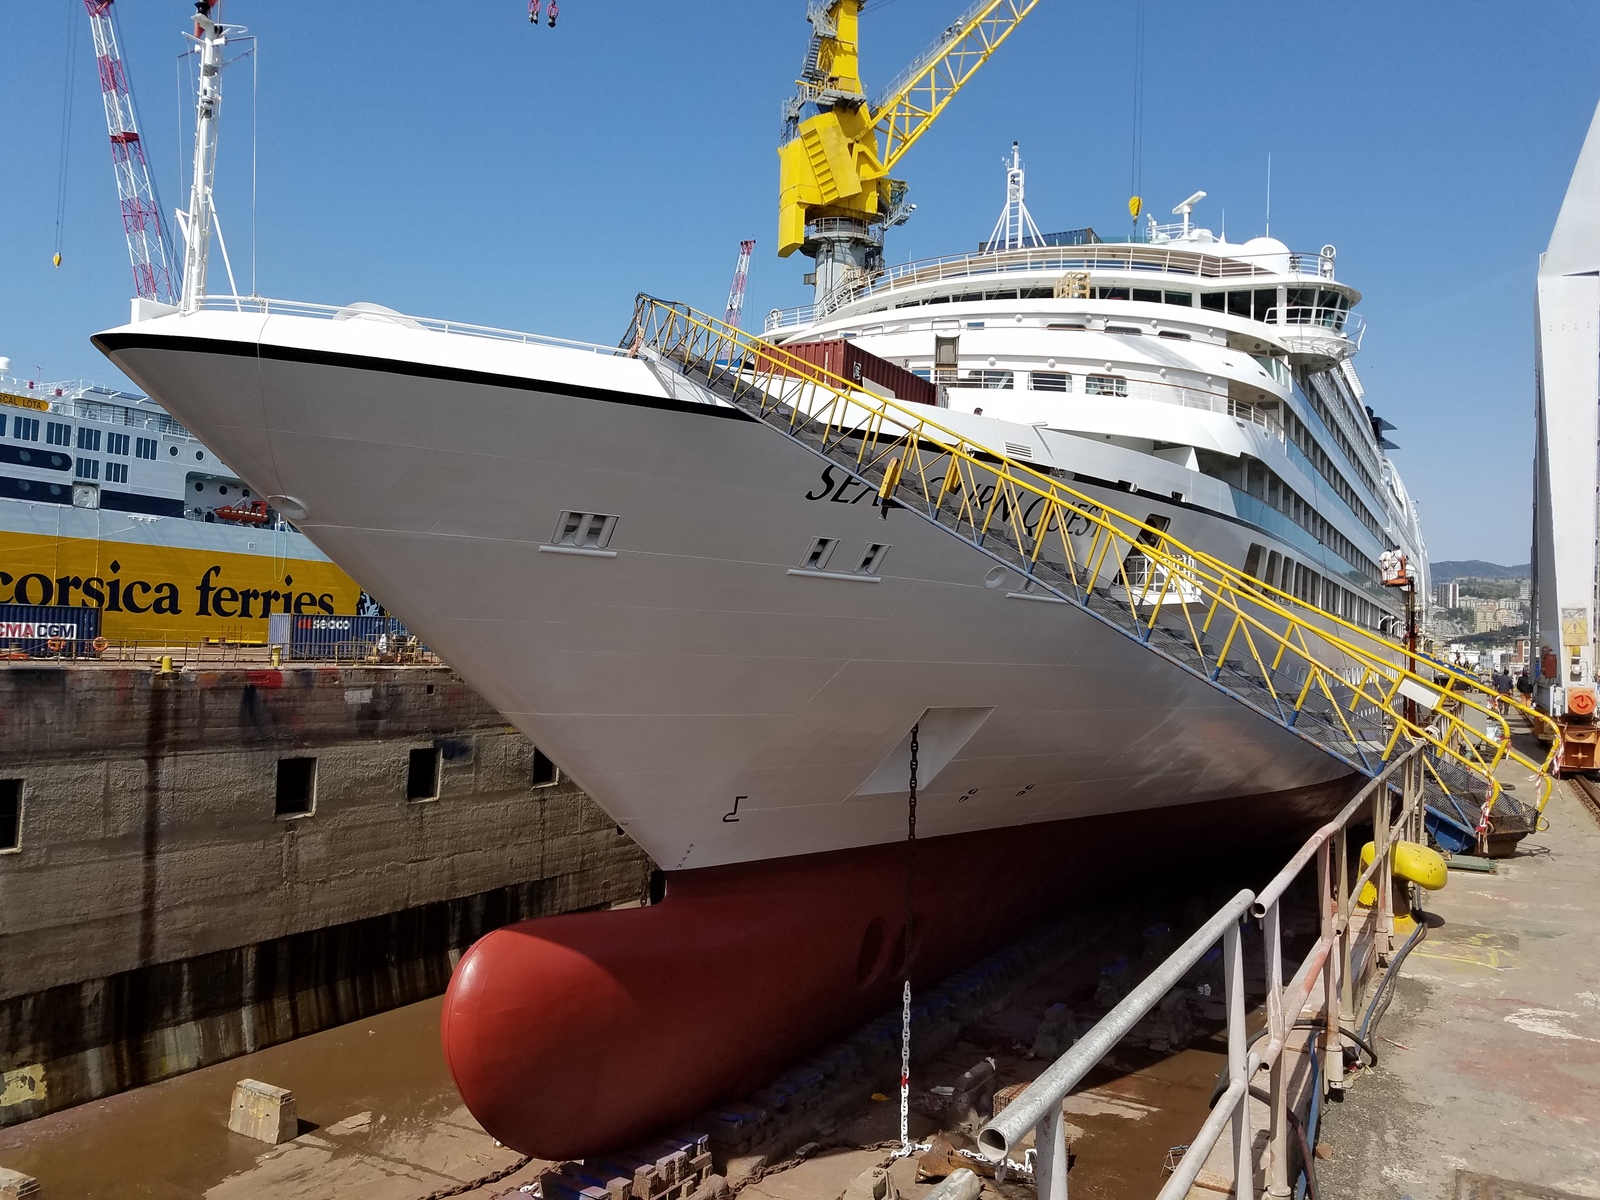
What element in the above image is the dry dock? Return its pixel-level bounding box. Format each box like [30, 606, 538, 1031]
[0, 679, 1595, 1200]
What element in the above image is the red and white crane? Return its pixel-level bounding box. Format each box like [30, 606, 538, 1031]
[724, 239, 755, 329]
[83, 0, 180, 304]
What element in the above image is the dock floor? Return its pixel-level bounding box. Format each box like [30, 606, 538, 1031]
[1318, 771, 1600, 1200]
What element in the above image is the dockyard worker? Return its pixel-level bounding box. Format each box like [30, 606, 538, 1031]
[1518, 668, 1534, 702]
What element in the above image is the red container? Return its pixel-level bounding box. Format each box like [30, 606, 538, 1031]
[780, 339, 937, 406]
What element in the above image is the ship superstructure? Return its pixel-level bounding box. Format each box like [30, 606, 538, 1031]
[766, 168, 1429, 639]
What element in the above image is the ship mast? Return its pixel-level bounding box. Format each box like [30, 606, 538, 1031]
[179, 4, 231, 312]
[983, 141, 1043, 252]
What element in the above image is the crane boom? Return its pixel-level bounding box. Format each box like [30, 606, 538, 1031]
[777, 0, 1041, 302]
[83, 0, 180, 305]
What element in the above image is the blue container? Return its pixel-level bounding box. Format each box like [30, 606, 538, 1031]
[282, 614, 410, 658]
[0, 604, 103, 656]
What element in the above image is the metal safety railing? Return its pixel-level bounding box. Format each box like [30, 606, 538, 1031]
[624, 295, 1560, 845]
[976, 748, 1432, 1199]
[0, 638, 442, 669]
[190, 295, 627, 359]
[764, 241, 1356, 330]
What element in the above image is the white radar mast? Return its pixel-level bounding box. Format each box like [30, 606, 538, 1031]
[178, 2, 241, 312]
[983, 142, 1045, 252]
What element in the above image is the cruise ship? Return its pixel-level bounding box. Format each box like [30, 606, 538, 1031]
[87, 0, 1432, 1165]
[0, 363, 360, 642]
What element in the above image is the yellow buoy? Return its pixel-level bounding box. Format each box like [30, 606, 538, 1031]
[1359, 839, 1448, 907]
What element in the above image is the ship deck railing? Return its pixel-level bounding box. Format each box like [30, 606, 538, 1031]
[764, 242, 1353, 332]
[192, 295, 629, 359]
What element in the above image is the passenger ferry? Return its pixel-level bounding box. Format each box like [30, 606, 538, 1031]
[0, 362, 360, 642]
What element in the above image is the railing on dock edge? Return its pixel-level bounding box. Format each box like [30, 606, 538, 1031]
[0, 639, 443, 668]
[623, 294, 1560, 847]
[976, 748, 1430, 1200]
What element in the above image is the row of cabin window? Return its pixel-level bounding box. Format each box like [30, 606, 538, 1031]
[1092, 286, 1350, 324]
[72, 460, 130, 484]
[1296, 370, 1380, 496]
[1241, 457, 1382, 585]
[912, 368, 1128, 395]
[2, 415, 157, 459]
[890, 285, 1350, 322]
[1196, 450, 1384, 586]
[1243, 543, 1386, 631]
[1280, 404, 1385, 546]
[0, 750, 566, 851]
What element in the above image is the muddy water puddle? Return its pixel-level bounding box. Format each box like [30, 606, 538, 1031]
[0, 996, 535, 1199]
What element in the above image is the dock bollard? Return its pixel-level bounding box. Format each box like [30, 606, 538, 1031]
[158, 654, 174, 675]
[270, 645, 281, 667]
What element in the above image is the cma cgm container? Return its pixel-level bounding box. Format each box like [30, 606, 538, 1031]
[0, 604, 103, 656]
[780, 339, 937, 406]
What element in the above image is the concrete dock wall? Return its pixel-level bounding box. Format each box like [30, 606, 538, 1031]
[0, 663, 653, 1125]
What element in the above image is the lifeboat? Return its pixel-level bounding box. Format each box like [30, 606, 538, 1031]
[213, 499, 271, 525]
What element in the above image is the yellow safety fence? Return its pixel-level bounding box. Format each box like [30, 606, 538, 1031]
[625, 296, 1560, 841]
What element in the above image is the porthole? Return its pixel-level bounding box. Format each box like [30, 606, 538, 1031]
[169, 445, 178, 456]
[194, 482, 204, 492]
[195, 450, 204, 461]
[984, 566, 1006, 589]
[219, 486, 228, 496]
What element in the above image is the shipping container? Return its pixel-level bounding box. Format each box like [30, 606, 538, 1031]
[0, 604, 104, 657]
[281, 613, 413, 659]
[774, 339, 938, 407]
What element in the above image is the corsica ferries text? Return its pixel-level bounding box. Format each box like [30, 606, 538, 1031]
[0, 563, 336, 617]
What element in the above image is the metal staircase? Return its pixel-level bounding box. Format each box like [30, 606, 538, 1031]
[623, 297, 1560, 852]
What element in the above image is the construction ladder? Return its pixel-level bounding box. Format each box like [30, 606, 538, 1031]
[623, 296, 1561, 851]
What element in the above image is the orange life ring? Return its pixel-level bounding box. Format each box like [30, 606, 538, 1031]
[92, 636, 109, 653]
[47, 637, 65, 652]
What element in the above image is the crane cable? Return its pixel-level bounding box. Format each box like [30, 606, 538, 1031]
[53, 0, 80, 269]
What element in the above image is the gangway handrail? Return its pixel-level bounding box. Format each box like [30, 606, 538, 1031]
[975, 746, 1432, 1200]
[977, 889, 1257, 1200]
[624, 295, 1560, 840]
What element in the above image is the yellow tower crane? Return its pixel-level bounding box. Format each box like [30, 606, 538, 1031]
[777, 0, 1042, 307]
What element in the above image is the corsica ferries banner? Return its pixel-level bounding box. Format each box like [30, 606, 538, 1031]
[0, 532, 362, 642]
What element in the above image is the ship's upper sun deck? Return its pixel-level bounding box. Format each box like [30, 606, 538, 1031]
[766, 234, 1361, 337]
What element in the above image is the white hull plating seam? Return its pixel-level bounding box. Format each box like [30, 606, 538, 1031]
[98, 313, 1350, 871]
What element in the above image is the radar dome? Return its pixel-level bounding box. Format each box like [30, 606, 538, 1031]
[1238, 236, 1291, 273]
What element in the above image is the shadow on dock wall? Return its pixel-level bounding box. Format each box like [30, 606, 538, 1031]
[0, 877, 615, 1125]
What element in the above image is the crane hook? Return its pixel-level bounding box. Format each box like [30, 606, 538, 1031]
[548, 2, 558, 27]
[52, 252, 63, 269]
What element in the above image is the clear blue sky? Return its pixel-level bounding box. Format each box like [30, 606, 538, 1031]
[4, 1, 1598, 564]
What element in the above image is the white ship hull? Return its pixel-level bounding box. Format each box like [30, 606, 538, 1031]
[98, 310, 1352, 872]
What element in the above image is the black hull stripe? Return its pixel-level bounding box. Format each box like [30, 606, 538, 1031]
[91, 332, 756, 422]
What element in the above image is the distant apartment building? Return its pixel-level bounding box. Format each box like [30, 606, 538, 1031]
[1434, 580, 1460, 609]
